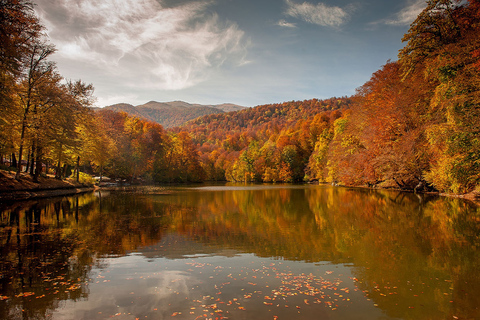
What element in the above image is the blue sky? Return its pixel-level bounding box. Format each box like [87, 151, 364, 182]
[33, 0, 427, 107]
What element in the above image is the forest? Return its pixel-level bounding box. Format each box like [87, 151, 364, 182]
[1, 0, 479, 194]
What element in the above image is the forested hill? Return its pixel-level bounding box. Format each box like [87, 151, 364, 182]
[174, 97, 350, 144]
[100, 101, 246, 128]
[170, 97, 352, 182]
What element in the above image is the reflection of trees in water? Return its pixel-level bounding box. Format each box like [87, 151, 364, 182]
[0, 193, 171, 319]
[0, 188, 478, 319]
[163, 186, 480, 320]
[304, 188, 480, 320]
[0, 198, 94, 320]
[164, 187, 328, 262]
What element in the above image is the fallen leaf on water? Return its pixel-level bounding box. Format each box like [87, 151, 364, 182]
[16, 292, 35, 298]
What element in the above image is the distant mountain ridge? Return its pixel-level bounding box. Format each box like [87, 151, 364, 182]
[100, 101, 246, 128]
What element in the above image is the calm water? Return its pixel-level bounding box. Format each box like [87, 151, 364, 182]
[0, 184, 479, 320]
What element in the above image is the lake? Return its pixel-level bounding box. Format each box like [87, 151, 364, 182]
[0, 184, 479, 320]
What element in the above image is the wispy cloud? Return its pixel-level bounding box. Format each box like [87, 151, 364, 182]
[277, 19, 297, 28]
[383, 0, 427, 26]
[34, 0, 248, 90]
[284, 0, 350, 27]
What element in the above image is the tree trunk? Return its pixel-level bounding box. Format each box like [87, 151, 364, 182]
[55, 144, 62, 179]
[62, 164, 68, 180]
[33, 146, 42, 183]
[25, 149, 31, 174]
[76, 156, 80, 182]
[55, 159, 62, 179]
[16, 45, 55, 179]
[11, 153, 17, 168]
[15, 113, 29, 179]
[393, 177, 408, 190]
[29, 141, 35, 175]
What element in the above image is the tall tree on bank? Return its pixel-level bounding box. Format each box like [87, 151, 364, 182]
[0, 0, 42, 103]
[49, 80, 95, 180]
[399, 0, 480, 193]
[15, 41, 55, 179]
[26, 67, 64, 181]
[64, 80, 95, 181]
[0, 0, 42, 165]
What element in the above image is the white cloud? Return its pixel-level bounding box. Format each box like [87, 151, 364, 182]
[34, 0, 248, 90]
[96, 93, 141, 109]
[384, 0, 427, 26]
[284, 0, 350, 27]
[277, 19, 297, 28]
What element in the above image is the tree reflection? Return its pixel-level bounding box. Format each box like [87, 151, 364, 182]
[0, 192, 171, 319]
[160, 186, 480, 320]
[0, 186, 479, 319]
[0, 198, 93, 320]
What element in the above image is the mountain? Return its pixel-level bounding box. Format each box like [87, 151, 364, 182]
[100, 101, 246, 128]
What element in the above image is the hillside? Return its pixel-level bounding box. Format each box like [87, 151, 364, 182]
[173, 97, 351, 144]
[101, 101, 246, 128]
[169, 97, 352, 182]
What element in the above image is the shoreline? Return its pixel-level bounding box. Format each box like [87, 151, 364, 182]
[1, 169, 478, 203]
[0, 187, 95, 201]
[326, 182, 480, 202]
[0, 169, 94, 201]
[323, 182, 479, 203]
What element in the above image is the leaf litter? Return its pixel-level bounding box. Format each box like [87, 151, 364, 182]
[163, 260, 361, 319]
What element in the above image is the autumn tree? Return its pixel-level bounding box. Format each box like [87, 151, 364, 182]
[333, 62, 432, 189]
[77, 113, 115, 182]
[0, 0, 42, 107]
[0, 0, 43, 170]
[50, 80, 95, 179]
[399, 0, 463, 78]
[400, 0, 480, 193]
[305, 113, 336, 181]
[229, 141, 260, 182]
[15, 41, 56, 179]
[26, 68, 64, 180]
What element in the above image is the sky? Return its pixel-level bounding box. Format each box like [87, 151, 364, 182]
[32, 0, 427, 108]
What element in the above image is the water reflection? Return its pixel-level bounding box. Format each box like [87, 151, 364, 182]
[0, 185, 479, 319]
